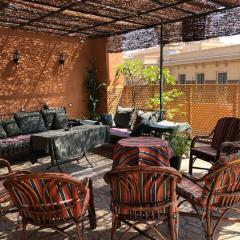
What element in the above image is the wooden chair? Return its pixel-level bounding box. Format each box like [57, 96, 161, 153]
[0, 158, 30, 222]
[104, 166, 182, 240]
[178, 151, 240, 240]
[189, 117, 240, 174]
[3, 173, 97, 240]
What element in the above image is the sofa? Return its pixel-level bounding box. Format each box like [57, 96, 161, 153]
[0, 107, 70, 159]
[104, 106, 191, 143]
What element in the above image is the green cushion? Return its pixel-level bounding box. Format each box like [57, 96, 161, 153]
[114, 106, 136, 129]
[53, 113, 69, 130]
[2, 119, 22, 137]
[0, 124, 7, 139]
[41, 108, 65, 129]
[14, 112, 47, 134]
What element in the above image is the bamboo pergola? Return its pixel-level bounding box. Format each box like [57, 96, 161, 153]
[0, 0, 239, 118]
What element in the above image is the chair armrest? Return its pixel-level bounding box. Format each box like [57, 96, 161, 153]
[0, 170, 31, 181]
[191, 134, 213, 148]
[0, 158, 12, 173]
[219, 141, 240, 153]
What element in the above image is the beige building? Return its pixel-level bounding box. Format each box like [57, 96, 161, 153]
[126, 38, 240, 84]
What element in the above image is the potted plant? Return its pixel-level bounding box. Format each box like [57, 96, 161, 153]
[169, 130, 191, 170]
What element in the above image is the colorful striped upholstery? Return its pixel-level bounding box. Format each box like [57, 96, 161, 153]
[105, 166, 182, 240]
[211, 117, 240, 150]
[3, 173, 97, 236]
[112, 137, 173, 167]
[177, 178, 203, 205]
[105, 166, 181, 219]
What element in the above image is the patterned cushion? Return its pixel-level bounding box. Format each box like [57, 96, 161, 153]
[53, 113, 69, 130]
[0, 124, 7, 139]
[41, 108, 65, 129]
[110, 128, 131, 138]
[8, 176, 90, 223]
[114, 106, 136, 129]
[211, 117, 240, 149]
[110, 168, 173, 218]
[0, 134, 31, 155]
[2, 119, 22, 137]
[14, 112, 47, 134]
[134, 110, 160, 128]
[177, 178, 204, 205]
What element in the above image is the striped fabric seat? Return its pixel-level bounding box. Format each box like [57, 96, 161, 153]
[177, 178, 204, 205]
[4, 173, 97, 239]
[105, 166, 182, 239]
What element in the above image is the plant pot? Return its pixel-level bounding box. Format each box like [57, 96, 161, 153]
[170, 155, 182, 170]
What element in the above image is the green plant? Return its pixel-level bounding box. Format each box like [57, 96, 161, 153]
[169, 131, 191, 156]
[85, 60, 106, 120]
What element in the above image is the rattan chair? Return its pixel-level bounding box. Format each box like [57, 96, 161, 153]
[0, 158, 30, 222]
[189, 117, 240, 174]
[3, 173, 97, 240]
[178, 152, 240, 240]
[104, 166, 182, 240]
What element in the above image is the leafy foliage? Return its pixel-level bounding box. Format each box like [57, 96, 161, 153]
[85, 60, 106, 120]
[169, 130, 191, 156]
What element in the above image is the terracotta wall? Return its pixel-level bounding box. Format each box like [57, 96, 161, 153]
[0, 28, 108, 118]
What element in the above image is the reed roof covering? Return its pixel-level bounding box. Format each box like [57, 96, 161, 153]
[0, 0, 239, 51]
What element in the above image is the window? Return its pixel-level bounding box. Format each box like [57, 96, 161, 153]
[196, 73, 204, 84]
[217, 72, 227, 84]
[179, 74, 186, 84]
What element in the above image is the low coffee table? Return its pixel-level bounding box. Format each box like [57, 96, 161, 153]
[31, 125, 110, 172]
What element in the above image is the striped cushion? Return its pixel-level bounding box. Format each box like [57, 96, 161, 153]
[211, 117, 240, 149]
[177, 178, 204, 205]
[10, 177, 90, 224]
[111, 170, 172, 218]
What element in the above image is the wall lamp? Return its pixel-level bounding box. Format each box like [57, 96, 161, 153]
[13, 50, 20, 65]
[59, 53, 65, 65]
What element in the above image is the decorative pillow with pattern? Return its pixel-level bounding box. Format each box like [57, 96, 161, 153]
[2, 119, 22, 137]
[41, 108, 65, 129]
[15, 112, 47, 134]
[114, 106, 136, 129]
[53, 113, 69, 130]
[0, 123, 7, 139]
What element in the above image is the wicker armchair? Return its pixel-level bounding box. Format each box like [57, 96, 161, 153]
[189, 117, 240, 174]
[104, 166, 182, 240]
[3, 173, 97, 240]
[178, 152, 240, 240]
[0, 158, 30, 222]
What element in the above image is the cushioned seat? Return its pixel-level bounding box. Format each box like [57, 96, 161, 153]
[110, 128, 131, 138]
[0, 134, 31, 155]
[177, 178, 204, 205]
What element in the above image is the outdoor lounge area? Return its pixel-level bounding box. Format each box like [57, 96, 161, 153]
[0, 0, 240, 240]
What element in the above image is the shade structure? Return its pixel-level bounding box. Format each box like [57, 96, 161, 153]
[0, 0, 238, 52]
[0, 0, 239, 118]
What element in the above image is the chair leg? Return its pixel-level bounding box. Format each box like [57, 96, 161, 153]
[75, 221, 84, 240]
[189, 153, 194, 175]
[111, 214, 118, 240]
[21, 222, 27, 240]
[206, 208, 213, 240]
[169, 211, 178, 240]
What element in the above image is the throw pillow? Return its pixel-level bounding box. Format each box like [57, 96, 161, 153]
[100, 114, 115, 127]
[41, 108, 65, 129]
[53, 113, 69, 130]
[114, 106, 136, 129]
[134, 110, 160, 128]
[14, 112, 47, 134]
[3, 119, 22, 137]
[0, 123, 7, 139]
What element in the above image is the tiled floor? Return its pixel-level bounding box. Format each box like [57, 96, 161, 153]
[0, 144, 240, 239]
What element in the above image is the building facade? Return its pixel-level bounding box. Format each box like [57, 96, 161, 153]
[125, 39, 240, 84]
